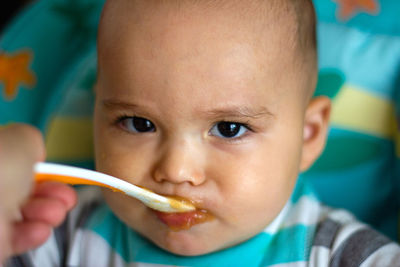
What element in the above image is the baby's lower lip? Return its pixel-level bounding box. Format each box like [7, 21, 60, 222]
[153, 209, 213, 231]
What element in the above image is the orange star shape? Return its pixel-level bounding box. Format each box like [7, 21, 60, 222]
[333, 0, 380, 20]
[0, 50, 36, 101]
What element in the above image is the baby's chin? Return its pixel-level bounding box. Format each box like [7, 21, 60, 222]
[103, 194, 219, 255]
[143, 220, 258, 257]
[148, 229, 232, 256]
[102, 190, 263, 256]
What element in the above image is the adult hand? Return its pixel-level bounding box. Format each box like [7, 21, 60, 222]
[0, 124, 77, 262]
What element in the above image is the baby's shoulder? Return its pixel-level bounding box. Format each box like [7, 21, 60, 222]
[309, 207, 400, 267]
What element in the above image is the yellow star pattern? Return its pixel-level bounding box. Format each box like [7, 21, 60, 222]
[333, 0, 380, 20]
[0, 50, 36, 101]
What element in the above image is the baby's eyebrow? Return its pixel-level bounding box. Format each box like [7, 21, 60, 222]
[204, 106, 274, 119]
[102, 99, 274, 119]
[102, 99, 138, 110]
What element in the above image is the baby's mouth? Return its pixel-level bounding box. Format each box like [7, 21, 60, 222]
[149, 194, 214, 230]
[153, 209, 213, 231]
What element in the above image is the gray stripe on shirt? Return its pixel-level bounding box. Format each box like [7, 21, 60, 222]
[330, 228, 392, 267]
[4, 254, 34, 267]
[314, 218, 341, 248]
[55, 218, 69, 267]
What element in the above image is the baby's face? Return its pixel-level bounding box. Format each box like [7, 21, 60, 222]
[94, 2, 310, 256]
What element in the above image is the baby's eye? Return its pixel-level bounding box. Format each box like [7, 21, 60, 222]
[209, 122, 248, 139]
[119, 116, 155, 133]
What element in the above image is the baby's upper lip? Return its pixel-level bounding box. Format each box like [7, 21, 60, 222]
[151, 189, 208, 210]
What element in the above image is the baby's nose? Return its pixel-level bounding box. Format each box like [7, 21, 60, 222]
[152, 138, 205, 186]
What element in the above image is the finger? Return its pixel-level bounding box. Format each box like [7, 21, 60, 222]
[33, 181, 77, 210]
[11, 221, 51, 255]
[0, 124, 46, 215]
[0, 214, 12, 261]
[0, 123, 45, 166]
[21, 197, 68, 227]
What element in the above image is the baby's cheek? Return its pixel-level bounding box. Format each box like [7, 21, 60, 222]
[231, 187, 288, 232]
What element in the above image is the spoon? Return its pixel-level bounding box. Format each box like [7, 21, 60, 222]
[34, 162, 195, 213]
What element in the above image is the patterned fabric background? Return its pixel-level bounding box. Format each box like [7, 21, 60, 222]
[306, 0, 400, 241]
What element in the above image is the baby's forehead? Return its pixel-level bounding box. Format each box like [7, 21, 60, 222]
[100, 0, 303, 59]
[100, 0, 300, 73]
[98, 0, 316, 99]
[102, 0, 300, 36]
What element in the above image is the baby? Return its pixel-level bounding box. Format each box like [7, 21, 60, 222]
[4, 0, 400, 266]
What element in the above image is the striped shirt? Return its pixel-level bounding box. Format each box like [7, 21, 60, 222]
[5, 178, 400, 267]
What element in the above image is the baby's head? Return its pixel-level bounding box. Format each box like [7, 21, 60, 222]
[94, 0, 330, 256]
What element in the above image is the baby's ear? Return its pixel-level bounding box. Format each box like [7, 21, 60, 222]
[300, 96, 331, 171]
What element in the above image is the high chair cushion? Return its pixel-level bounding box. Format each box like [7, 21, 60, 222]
[0, 0, 104, 168]
[304, 0, 400, 241]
